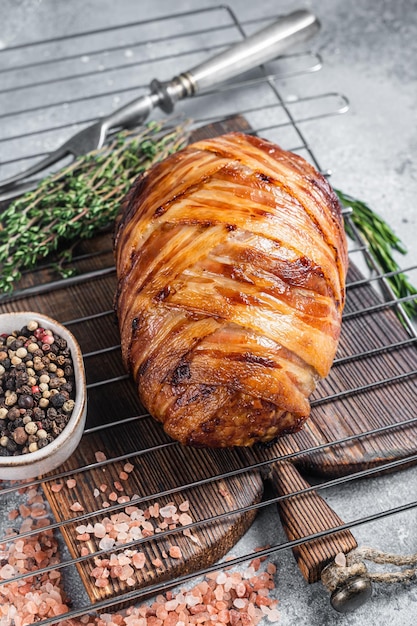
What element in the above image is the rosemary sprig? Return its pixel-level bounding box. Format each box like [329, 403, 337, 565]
[336, 188, 417, 318]
[0, 119, 190, 294]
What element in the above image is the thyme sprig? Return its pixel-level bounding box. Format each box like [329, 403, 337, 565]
[336, 189, 417, 318]
[0, 119, 190, 293]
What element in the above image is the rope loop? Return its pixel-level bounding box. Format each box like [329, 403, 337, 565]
[321, 547, 417, 593]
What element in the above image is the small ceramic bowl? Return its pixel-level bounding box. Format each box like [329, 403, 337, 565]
[0, 311, 87, 480]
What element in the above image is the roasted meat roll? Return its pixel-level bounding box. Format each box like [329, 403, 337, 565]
[114, 132, 348, 447]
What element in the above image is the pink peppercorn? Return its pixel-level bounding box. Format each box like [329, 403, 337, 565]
[41, 333, 55, 345]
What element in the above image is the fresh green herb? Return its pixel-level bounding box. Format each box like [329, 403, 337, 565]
[336, 188, 417, 318]
[0, 119, 190, 294]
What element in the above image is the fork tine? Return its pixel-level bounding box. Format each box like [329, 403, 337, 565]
[0, 145, 71, 192]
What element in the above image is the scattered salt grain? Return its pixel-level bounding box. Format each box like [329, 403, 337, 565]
[98, 537, 115, 551]
[179, 512, 193, 526]
[168, 545, 182, 559]
[70, 501, 84, 512]
[159, 505, 177, 518]
[0, 563, 15, 579]
[95, 450, 107, 462]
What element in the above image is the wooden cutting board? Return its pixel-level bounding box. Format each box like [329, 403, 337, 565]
[2, 115, 416, 601]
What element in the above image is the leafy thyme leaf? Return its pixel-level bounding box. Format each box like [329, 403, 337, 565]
[0, 119, 190, 294]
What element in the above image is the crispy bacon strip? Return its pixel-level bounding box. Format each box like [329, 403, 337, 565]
[114, 132, 348, 447]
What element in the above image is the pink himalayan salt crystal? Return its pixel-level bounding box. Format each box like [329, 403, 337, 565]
[0, 563, 15, 579]
[98, 537, 115, 551]
[168, 545, 182, 559]
[117, 553, 131, 566]
[93, 522, 107, 538]
[70, 501, 84, 512]
[159, 505, 177, 518]
[179, 512, 193, 526]
[119, 564, 135, 581]
[66, 478, 77, 489]
[132, 552, 146, 569]
[95, 450, 107, 462]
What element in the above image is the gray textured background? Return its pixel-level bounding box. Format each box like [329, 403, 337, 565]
[1, 0, 416, 624]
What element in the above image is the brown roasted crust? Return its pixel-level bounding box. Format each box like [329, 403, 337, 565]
[114, 132, 348, 447]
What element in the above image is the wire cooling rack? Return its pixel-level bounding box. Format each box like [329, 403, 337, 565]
[1, 5, 417, 624]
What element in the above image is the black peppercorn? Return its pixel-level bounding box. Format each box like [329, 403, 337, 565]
[50, 393, 66, 409]
[53, 336, 67, 350]
[18, 394, 34, 409]
[32, 407, 45, 420]
[6, 439, 18, 453]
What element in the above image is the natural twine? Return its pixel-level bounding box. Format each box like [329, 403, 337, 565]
[321, 547, 417, 592]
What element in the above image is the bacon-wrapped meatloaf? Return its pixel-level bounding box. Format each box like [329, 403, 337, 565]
[114, 132, 348, 447]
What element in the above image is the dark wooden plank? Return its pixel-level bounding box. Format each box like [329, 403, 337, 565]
[270, 462, 357, 583]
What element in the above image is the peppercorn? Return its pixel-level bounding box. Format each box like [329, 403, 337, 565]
[24, 421, 38, 435]
[18, 394, 34, 409]
[6, 439, 18, 454]
[50, 393, 66, 408]
[47, 407, 58, 419]
[61, 382, 73, 394]
[32, 407, 45, 420]
[13, 427, 28, 446]
[54, 336, 67, 350]
[7, 406, 20, 421]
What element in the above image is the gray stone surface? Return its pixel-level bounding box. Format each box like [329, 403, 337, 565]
[0, 0, 416, 624]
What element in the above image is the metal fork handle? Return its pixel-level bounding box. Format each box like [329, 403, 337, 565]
[108, 9, 320, 123]
[183, 9, 319, 94]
